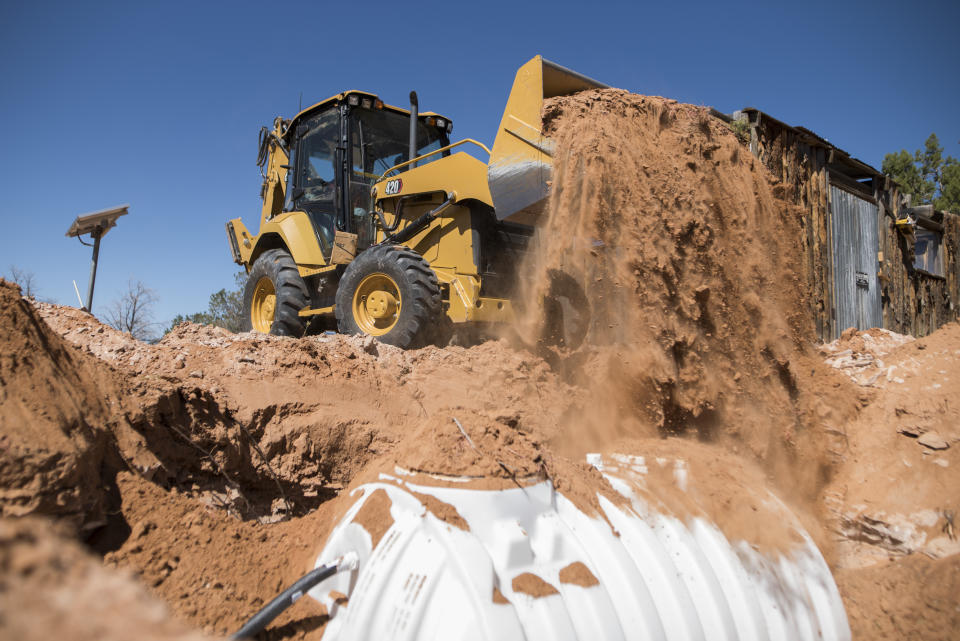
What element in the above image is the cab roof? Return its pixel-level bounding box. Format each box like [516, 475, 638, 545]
[281, 90, 451, 143]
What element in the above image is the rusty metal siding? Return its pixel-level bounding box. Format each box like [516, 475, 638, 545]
[830, 184, 882, 336]
[748, 112, 960, 340]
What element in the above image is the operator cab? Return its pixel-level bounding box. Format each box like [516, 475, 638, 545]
[281, 92, 452, 257]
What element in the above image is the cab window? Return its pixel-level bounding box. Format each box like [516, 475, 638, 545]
[297, 111, 338, 205]
[291, 109, 340, 255]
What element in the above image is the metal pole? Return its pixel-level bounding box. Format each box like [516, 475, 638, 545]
[85, 227, 102, 312]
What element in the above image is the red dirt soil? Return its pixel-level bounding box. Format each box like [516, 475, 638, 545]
[2, 89, 958, 640]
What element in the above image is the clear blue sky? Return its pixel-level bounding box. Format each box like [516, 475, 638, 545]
[2, 0, 958, 328]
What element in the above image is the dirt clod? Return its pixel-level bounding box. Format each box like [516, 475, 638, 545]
[558, 561, 599, 587]
[511, 572, 559, 598]
[918, 432, 949, 450]
[351, 489, 393, 549]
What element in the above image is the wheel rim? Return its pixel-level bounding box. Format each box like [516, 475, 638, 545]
[250, 276, 276, 333]
[353, 273, 402, 336]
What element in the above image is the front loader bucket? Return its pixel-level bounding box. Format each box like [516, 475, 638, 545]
[488, 56, 607, 225]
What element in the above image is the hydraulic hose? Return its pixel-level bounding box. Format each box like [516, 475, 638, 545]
[256, 127, 270, 170]
[256, 127, 288, 178]
[375, 197, 406, 234]
[383, 193, 454, 246]
[232, 552, 358, 640]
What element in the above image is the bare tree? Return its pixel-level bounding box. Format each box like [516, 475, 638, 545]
[102, 280, 159, 341]
[5, 265, 39, 298]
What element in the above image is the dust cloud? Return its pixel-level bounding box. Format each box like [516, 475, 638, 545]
[514, 90, 835, 496]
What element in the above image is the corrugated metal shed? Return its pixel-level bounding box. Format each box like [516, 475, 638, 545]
[830, 185, 882, 335]
[734, 107, 959, 339]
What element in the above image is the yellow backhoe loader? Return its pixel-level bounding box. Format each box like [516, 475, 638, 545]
[226, 56, 603, 347]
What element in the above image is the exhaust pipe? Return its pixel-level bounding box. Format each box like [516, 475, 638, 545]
[408, 91, 418, 169]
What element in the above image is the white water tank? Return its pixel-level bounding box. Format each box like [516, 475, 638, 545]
[309, 455, 850, 641]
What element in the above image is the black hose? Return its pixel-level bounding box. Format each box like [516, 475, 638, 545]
[374, 197, 407, 234]
[232, 563, 338, 639]
[256, 127, 270, 170]
[257, 127, 288, 178]
[383, 194, 454, 246]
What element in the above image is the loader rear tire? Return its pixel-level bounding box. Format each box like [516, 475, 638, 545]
[335, 244, 441, 348]
[242, 249, 309, 337]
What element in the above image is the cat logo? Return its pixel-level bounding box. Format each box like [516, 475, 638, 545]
[384, 179, 403, 195]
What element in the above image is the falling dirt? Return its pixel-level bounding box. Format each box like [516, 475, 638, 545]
[1, 88, 958, 641]
[514, 90, 845, 508]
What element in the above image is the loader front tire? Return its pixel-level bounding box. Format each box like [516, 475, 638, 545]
[242, 249, 309, 337]
[336, 244, 441, 348]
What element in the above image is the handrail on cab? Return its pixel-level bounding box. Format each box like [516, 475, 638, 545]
[378, 138, 492, 181]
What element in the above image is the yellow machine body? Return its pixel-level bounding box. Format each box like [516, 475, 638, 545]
[367, 146, 514, 324]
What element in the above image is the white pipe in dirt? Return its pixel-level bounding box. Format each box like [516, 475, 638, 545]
[307, 455, 850, 641]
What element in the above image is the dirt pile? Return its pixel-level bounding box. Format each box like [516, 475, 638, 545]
[0, 515, 211, 641]
[2, 281, 590, 637]
[32, 299, 581, 521]
[836, 553, 960, 641]
[1, 272, 825, 638]
[99, 471, 337, 638]
[0, 279, 127, 531]
[819, 327, 916, 386]
[821, 324, 960, 565]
